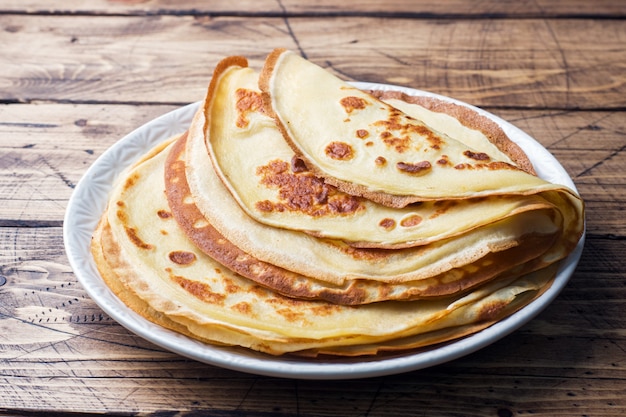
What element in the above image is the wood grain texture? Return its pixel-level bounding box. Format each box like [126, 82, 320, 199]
[494, 109, 626, 238]
[2, 0, 626, 17]
[0, 103, 178, 225]
[1, 1, 624, 415]
[1, 15, 625, 108]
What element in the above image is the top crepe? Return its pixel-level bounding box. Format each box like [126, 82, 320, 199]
[259, 48, 560, 208]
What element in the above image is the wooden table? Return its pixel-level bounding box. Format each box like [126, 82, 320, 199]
[1, 1, 625, 415]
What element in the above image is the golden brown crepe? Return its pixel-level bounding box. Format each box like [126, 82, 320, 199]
[259, 48, 564, 208]
[91, 137, 559, 356]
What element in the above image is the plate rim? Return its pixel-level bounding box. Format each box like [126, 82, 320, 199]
[63, 82, 585, 380]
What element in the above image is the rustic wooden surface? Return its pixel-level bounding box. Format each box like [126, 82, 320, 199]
[1, 1, 625, 416]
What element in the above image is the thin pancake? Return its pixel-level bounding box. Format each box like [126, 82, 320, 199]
[203, 60, 555, 249]
[259, 48, 569, 208]
[92, 138, 558, 355]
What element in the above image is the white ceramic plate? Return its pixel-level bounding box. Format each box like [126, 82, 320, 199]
[64, 82, 585, 380]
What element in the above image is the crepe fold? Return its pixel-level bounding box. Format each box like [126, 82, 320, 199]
[91, 50, 584, 357]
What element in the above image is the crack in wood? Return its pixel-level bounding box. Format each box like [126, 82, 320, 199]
[277, 0, 307, 59]
[39, 156, 75, 189]
[575, 142, 626, 178]
[544, 20, 571, 108]
[0, 122, 58, 129]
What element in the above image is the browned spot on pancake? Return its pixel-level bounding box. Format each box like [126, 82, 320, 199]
[255, 200, 275, 212]
[115, 209, 128, 223]
[255, 159, 364, 217]
[232, 301, 253, 315]
[437, 155, 450, 166]
[116, 201, 125, 207]
[429, 200, 458, 219]
[338, 244, 392, 262]
[373, 109, 445, 151]
[123, 173, 140, 190]
[325, 141, 354, 160]
[464, 150, 490, 161]
[266, 293, 312, 308]
[169, 250, 197, 265]
[340, 96, 368, 113]
[365, 141, 374, 147]
[379, 218, 396, 230]
[455, 161, 519, 171]
[157, 209, 172, 219]
[172, 275, 226, 306]
[373, 282, 393, 301]
[382, 134, 411, 153]
[222, 276, 242, 294]
[160, 230, 168, 235]
[248, 284, 271, 297]
[375, 156, 387, 166]
[291, 156, 308, 173]
[124, 226, 153, 250]
[397, 161, 432, 175]
[486, 161, 519, 171]
[275, 307, 306, 323]
[400, 214, 422, 227]
[309, 304, 341, 316]
[477, 300, 508, 322]
[235, 88, 264, 128]
[356, 129, 369, 138]
[414, 124, 444, 150]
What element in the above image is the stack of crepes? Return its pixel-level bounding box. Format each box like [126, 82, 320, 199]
[91, 49, 584, 357]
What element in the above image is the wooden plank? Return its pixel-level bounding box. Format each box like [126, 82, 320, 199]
[0, 15, 295, 105]
[495, 109, 626, 238]
[2, 104, 624, 237]
[0, 15, 625, 109]
[0, 103, 178, 226]
[295, 18, 626, 110]
[0, 227, 623, 415]
[2, 0, 625, 17]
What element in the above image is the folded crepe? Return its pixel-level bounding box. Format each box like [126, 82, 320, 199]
[91, 136, 559, 356]
[259, 48, 574, 208]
